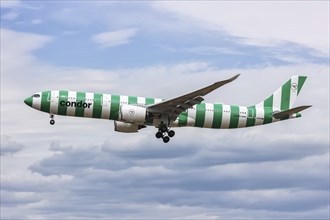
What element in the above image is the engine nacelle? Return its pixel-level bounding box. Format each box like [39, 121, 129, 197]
[120, 104, 147, 124]
[114, 121, 145, 133]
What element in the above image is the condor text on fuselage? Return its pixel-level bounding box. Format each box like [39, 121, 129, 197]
[60, 100, 92, 109]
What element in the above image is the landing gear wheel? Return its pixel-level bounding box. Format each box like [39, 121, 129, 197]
[156, 132, 163, 139]
[163, 136, 170, 143]
[160, 125, 168, 133]
[168, 130, 175, 137]
[50, 119, 55, 125]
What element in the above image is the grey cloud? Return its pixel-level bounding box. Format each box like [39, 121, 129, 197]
[22, 139, 329, 218]
[101, 140, 200, 160]
[1, 191, 41, 207]
[0, 135, 24, 156]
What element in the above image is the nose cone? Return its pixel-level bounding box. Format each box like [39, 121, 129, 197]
[24, 97, 33, 107]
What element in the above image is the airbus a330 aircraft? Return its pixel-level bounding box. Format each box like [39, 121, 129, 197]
[24, 75, 311, 143]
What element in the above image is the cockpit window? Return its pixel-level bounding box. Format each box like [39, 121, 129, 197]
[32, 94, 40, 98]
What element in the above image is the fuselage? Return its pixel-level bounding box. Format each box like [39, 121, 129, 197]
[24, 90, 295, 129]
[23, 75, 309, 143]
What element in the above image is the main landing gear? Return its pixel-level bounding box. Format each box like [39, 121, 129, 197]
[155, 124, 175, 143]
[50, 114, 55, 125]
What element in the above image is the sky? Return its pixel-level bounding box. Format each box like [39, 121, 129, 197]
[1, 1, 329, 219]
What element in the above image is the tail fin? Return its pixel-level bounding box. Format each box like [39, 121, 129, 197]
[256, 75, 307, 110]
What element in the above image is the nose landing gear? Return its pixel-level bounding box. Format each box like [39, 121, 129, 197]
[50, 114, 55, 125]
[156, 123, 175, 143]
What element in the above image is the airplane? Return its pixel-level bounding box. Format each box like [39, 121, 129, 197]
[24, 75, 311, 143]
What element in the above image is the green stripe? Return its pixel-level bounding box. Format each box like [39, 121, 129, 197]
[263, 95, 273, 124]
[178, 112, 188, 127]
[264, 94, 273, 108]
[212, 104, 222, 128]
[41, 91, 51, 113]
[297, 76, 307, 95]
[75, 92, 86, 117]
[195, 103, 205, 127]
[263, 107, 273, 124]
[92, 93, 102, 118]
[145, 97, 154, 105]
[246, 106, 256, 127]
[58, 90, 68, 115]
[128, 96, 137, 104]
[229, 105, 239, 128]
[110, 95, 120, 120]
[281, 79, 291, 110]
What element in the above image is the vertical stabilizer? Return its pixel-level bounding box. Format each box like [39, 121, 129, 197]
[256, 75, 307, 110]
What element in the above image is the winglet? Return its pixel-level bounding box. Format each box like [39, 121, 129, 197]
[199, 74, 240, 96]
[213, 74, 240, 86]
[230, 74, 240, 81]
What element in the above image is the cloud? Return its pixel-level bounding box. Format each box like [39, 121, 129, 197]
[31, 19, 42, 25]
[91, 28, 138, 48]
[0, 28, 51, 75]
[0, 0, 22, 8]
[159, 45, 244, 56]
[1, 11, 19, 20]
[0, 135, 24, 156]
[153, 1, 330, 56]
[18, 140, 327, 218]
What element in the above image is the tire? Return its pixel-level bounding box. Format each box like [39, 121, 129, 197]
[156, 132, 162, 139]
[160, 125, 168, 133]
[168, 130, 175, 137]
[50, 120, 55, 125]
[163, 136, 170, 143]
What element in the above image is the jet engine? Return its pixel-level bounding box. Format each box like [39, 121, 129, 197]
[120, 104, 147, 124]
[114, 121, 146, 133]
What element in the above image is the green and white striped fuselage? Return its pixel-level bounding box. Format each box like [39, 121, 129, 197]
[27, 90, 299, 129]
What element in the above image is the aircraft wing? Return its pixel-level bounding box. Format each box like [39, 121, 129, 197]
[147, 74, 240, 120]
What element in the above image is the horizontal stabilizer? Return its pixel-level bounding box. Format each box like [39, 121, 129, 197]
[273, 105, 312, 119]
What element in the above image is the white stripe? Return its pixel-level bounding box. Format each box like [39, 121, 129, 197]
[154, 98, 163, 104]
[120, 95, 128, 105]
[66, 91, 76, 116]
[50, 90, 59, 114]
[118, 95, 129, 121]
[255, 102, 263, 108]
[238, 106, 247, 128]
[187, 107, 196, 127]
[289, 75, 299, 109]
[221, 104, 231, 129]
[272, 88, 282, 110]
[101, 94, 111, 119]
[203, 103, 214, 128]
[84, 92, 94, 118]
[32, 92, 42, 110]
[254, 107, 264, 126]
[137, 97, 146, 106]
